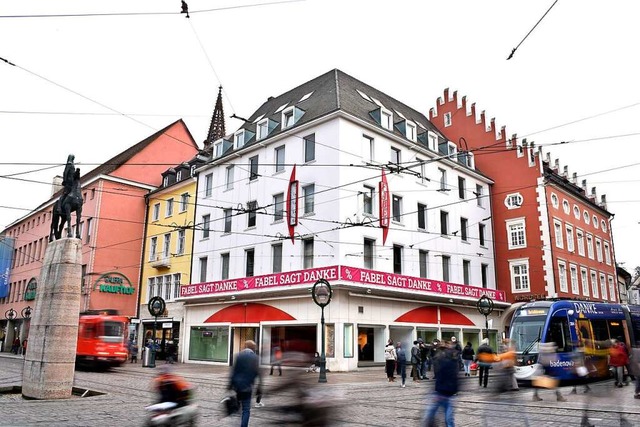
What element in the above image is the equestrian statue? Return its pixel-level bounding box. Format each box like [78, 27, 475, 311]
[49, 155, 84, 242]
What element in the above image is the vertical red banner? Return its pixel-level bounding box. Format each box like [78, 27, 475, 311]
[379, 168, 390, 245]
[286, 165, 299, 244]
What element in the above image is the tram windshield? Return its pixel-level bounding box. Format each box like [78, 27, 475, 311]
[100, 321, 126, 343]
[510, 316, 545, 353]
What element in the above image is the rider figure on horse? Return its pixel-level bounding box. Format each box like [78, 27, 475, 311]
[59, 154, 75, 208]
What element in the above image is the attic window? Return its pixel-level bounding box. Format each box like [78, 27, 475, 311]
[381, 108, 393, 130]
[176, 170, 183, 181]
[163, 176, 169, 187]
[447, 142, 457, 157]
[583, 211, 590, 224]
[428, 133, 437, 151]
[282, 106, 305, 129]
[257, 119, 269, 140]
[356, 89, 372, 102]
[573, 205, 580, 219]
[275, 103, 288, 114]
[213, 140, 223, 158]
[234, 130, 245, 149]
[406, 121, 417, 142]
[299, 92, 313, 102]
[190, 165, 196, 176]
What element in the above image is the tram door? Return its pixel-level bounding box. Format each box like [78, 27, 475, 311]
[229, 327, 258, 366]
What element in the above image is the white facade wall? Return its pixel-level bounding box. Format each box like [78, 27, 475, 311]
[193, 115, 496, 289]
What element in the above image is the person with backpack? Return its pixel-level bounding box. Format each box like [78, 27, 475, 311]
[411, 340, 422, 382]
[419, 339, 430, 380]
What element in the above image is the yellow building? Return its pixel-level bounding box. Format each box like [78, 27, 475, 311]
[139, 160, 204, 361]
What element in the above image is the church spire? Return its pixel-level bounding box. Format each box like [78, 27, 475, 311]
[204, 86, 226, 152]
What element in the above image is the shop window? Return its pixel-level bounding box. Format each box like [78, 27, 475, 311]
[189, 326, 229, 362]
[344, 324, 354, 358]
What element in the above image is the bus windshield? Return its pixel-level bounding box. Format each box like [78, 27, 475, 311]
[100, 321, 125, 343]
[510, 316, 545, 353]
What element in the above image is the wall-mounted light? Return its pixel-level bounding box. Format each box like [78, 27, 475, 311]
[366, 289, 372, 294]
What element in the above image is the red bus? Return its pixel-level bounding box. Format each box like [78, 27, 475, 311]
[76, 310, 129, 369]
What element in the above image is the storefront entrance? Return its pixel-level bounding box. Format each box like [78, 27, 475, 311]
[357, 325, 385, 366]
[230, 326, 258, 365]
[143, 321, 180, 361]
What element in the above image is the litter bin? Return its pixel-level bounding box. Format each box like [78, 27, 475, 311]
[142, 347, 156, 368]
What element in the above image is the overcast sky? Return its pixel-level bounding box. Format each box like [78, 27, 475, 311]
[1, 0, 639, 273]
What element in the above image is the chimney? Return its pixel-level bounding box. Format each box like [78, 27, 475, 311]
[522, 138, 528, 147]
[51, 175, 63, 196]
[545, 152, 551, 164]
[600, 194, 607, 210]
[563, 165, 568, 177]
[581, 179, 587, 192]
[590, 187, 597, 202]
[554, 159, 560, 173]
[572, 172, 578, 184]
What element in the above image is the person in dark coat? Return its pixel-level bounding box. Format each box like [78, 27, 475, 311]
[476, 338, 494, 388]
[396, 342, 407, 387]
[228, 340, 261, 427]
[461, 342, 475, 377]
[424, 341, 459, 427]
[411, 340, 422, 382]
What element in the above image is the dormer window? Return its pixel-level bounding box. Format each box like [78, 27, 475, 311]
[281, 106, 305, 129]
[406, 121, 417, 142]
[428, 133, 437, 151]
[447, 142, 457, 158]
[213, 140, 223, 158]
[190, 165, 196, 176]
[235, 130, 245, 149]
[381, 108, 393, 130]
[257, 119, 269, 140]
[163, 176, 169, 187]
[176, 170, 183, 181]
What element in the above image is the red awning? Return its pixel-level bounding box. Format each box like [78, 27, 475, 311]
[395, 306, 474, 326]
[204, 303, 296, 323]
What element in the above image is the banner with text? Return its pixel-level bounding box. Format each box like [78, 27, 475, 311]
[181, 265, 505, 301]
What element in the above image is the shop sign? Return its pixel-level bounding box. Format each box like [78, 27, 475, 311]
[162, 322, 173, 329]
[0, 237, 15, 299]
[181, 266, 339, 297]
[95, 272, 135, 295]
[379, 169, 390, 245]
[180, 264, 506, 302]
[24, 278, 37, 301]
[513, 293, 546, 302]
[340, 266, 507, 302]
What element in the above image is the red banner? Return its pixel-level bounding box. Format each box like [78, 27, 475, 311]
[180, 264, 505, 302]
[379, 169, 390, 245]
[340, 266, 506, 302]
[286, 165, 298, 244]
[180, 266, 339, 297]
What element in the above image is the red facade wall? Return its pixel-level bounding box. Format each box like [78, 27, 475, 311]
[429, 90, 546, 302]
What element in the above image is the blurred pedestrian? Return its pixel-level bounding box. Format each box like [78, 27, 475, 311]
[306, 352, 321, 373]
[476, 338, 494, 388]
[12, 337, 20, 354]
[461, 341, 475, 377]
[384, 339, 397, 382]
[228, 340, 261, 427]
[411, 340, 422, 382]
[424, 340, 459, 427]
[396, 342, 407, 388]
[21, 339, 27, 357]
[497, 339, 518, 391]
[270, 344, 283, 376]
[532, 342, 566, 402]
[451, 336, 462, 371]
[419, 339, 430, 380]
[429, 339, 440, 379]
[609, 337, 629, 387]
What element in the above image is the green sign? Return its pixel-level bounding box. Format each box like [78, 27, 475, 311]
[95, 272, 135, 296]
[24, 278, 37, 301]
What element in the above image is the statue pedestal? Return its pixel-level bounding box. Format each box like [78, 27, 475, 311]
[22, 238, 82, 400]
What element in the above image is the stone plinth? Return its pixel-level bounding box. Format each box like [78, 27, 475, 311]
[22, 238, 82, 400]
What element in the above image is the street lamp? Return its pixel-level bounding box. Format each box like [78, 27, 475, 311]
[476, 295, 494, 341]
[147, 296, 166, 368]
[311, 278, 332, 383]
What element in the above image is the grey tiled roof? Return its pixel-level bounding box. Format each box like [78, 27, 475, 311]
[223, 69, 448, 154]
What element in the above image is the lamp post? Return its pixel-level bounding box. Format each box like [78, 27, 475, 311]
[476, 295, 494, 341]
[147, 296, 166, 368]
[311, 278, 332, 383]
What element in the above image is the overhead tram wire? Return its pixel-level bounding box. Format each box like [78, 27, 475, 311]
[0, 0, 306, 19]
[506, 0, 559, 60]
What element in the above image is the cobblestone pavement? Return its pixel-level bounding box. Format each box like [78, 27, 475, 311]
[1, 353, 639, 426]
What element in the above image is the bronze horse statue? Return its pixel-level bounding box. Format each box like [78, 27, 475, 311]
[49, 168, 83, 241]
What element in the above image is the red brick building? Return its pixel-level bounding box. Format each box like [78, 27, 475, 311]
[430, 89, 616, 308]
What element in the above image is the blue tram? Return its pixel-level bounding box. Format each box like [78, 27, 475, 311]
[509, 300, 640, 382]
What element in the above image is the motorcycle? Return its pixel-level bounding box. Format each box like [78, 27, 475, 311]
[144, 401, 198, 427]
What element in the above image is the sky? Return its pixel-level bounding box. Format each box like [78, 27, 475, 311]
[1, 0, 639, 273]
